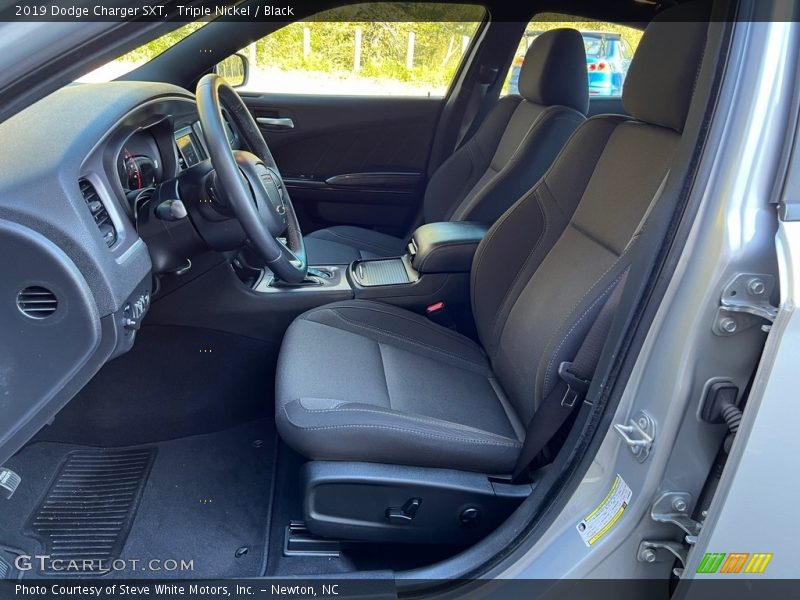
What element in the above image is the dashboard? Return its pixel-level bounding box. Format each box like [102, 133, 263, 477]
[117, 131, 162, 192]
[115, 119, 234, 198]
[0, 80, 241, 464]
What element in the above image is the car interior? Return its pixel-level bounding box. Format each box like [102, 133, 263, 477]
[0, 0, 728, 582]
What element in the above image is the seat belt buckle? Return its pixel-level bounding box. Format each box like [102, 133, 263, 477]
[558, 361, 591, 408]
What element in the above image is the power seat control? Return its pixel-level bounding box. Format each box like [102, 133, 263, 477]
[386, 498, 422, 524]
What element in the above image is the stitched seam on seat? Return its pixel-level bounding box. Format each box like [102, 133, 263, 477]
[570, 220, 621, 256]
[319, 229, 401, 254]
[472, 117, 623, 292]
[450, 105, 553, 223]
[295, 404, 520, 444]
[442, 141, 486, 222]
[331, 307, 479, 361]
[376, 342, 393, 410]
[541, 268, 628, 396]
[538, 155, 661, 396]
[487, 109, 578, 174]
[326, 302, 486, 355]
[327, 309, 486, 372]
[487, 189, 550, 348]
[487, 104, 550, 172]
[471, 183, 541, 325]
[457, 111, 583, 223]
[324, 229, 398, 253]
[283, 408, 522, 447]
[500, 113, 584, 172]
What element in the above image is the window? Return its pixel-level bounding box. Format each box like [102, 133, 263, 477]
[234, 3, 485, 97]
[76, 23, 208, 83]
[502, 14, 643, 98]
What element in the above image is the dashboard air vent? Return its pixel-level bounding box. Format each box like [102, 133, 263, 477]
[79, 179, 117, 247]
[17, 286, 58, 319]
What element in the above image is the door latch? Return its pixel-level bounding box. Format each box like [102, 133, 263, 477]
[613, 410, 655, 462]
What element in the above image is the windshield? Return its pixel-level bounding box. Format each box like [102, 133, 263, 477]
[76, 22, 207, 83]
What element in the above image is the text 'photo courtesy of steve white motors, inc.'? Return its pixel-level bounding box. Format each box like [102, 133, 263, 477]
[10, 582, 366, 598]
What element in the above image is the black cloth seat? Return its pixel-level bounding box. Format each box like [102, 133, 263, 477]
[276, 4, 709, 473]
[299, 226, 409, 263]
[303, 28, 589, 264]
[276, 300, 524, 473]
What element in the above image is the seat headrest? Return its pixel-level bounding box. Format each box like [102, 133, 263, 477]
[517, 28, 589, 115]
[622, 2, 710, 132]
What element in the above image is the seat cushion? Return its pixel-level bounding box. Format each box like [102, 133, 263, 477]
[276, 300, 524, 473]
[304, 226, 406, 264]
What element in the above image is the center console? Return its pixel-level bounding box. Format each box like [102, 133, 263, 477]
[347, 221, 488, 310]
[250, 221, 489, 319]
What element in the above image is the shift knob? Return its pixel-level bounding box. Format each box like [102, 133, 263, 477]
[155, 199, 188, 221]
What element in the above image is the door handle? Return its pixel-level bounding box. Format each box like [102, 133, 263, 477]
[256, 117, 295, 130]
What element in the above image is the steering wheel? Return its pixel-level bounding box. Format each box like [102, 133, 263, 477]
[196, 74, 307, 283]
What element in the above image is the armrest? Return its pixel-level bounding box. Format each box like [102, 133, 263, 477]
[409, 221, 489, 274]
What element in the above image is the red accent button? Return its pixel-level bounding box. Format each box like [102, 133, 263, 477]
[426, 301, 445, 314]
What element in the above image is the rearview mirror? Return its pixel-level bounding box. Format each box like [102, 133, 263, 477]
[214, 53, 249, 88]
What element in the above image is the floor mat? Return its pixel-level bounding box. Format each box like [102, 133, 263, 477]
[26, 448, 156, 575]
[1, 419, 275, 579]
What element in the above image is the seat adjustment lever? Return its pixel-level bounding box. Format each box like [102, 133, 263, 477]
[386, 498, 422, 524]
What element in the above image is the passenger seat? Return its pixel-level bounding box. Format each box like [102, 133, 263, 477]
[304, 28, 589, 264]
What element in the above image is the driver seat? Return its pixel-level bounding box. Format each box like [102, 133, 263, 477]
[276, 5, 708, 475]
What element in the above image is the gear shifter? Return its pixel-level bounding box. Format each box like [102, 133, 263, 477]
[270, 266, 333, 288]
[307, 267, 333, 280]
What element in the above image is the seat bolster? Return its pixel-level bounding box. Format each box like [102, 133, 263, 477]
[423, 96, 522, 223]
[300, 300, 489, 373]
[450, 104, 585, 222]
[304, 226, 406, 264]
[278, 398, 521, 473]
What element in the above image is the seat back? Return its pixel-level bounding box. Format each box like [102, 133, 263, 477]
[470, 3, 710, 424]
[422, 28, 589, 226]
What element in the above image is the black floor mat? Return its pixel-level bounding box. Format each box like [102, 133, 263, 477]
[26, 448, 156, 575]
[1, 420, 275, 579]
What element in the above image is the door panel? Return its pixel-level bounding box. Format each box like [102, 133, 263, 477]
[241, 93, 442, 236]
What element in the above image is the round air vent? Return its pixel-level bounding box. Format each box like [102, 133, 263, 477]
[17, 286, 58, 319]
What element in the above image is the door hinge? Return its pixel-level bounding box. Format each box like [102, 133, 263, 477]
[613, 410, 655, 462]
[638, 540, 688, 576]
[713, 273, 778, 336]
[639, 491, 705, 577]
[651, 491, 703, 537]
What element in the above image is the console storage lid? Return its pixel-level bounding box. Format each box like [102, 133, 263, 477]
[409, 221, 489, 274]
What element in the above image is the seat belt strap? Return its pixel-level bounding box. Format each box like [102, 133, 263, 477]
[511, 270, 629, 482]
[455, 80, 489, 149]
[455, 65, 500, 149]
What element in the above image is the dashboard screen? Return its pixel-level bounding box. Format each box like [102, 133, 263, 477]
[175, 129, 200, 168]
